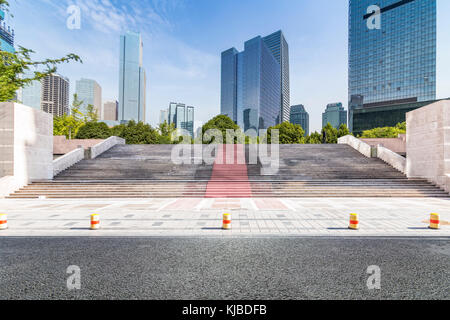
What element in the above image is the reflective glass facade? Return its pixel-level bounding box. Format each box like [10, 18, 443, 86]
[290, 105, 309, 136]
[119, 31, 146, 123]
[168, 102, 195, 137]
[76, 78, 102, 117]
[349, 0, 436, 105]
[0, 6, 14, 53]
[322, 103, 347, 129]
[221, 32, 284, 132]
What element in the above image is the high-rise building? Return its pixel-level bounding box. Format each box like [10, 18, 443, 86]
[322, 103, 347, 129]
[119, 31, 146, 124]
[221, 30, 288, 132]
[290, 104, 309, 136]
[159, 109, 169, 125]
[0, 5, 14, 53]
[17, 70, 41, 110]
[348, 0, 436, 130]
[75, 78, 102, 118]
[41, 74, 70, 117]
[262, 31, 290, 123]
[103, 101, 118, 121]
[168, 102, 195, 137]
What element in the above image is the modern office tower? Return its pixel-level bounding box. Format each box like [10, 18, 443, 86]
[322, 103, 347, 129]
[348, 94, 363, 133]
[119, 31, 146, 123]
[348, 0, 436, 131]
[103, 101, 118, 121]
[262, 30, 290, 123]
[159, 109, 169, 125]
[75, 78, 102, 118]
[290, 105, 309, 136]
[41, 74, 70, 117]
[0, 5, 14, 53]
[17, 70, 42, 110]
[221, 30, 287, 132]
[168, 102, 195, 137]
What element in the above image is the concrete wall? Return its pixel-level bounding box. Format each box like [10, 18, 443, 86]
[90, 136, 125, 159]
[338, 135, 372, 158]
[406, 100, 450, 192]
[361, 136, 406, 155]
[54, 136, 104, 155]
[53, 148, 84, 176]
[377, 145, 406, 174]
[0, 102, 53, 182]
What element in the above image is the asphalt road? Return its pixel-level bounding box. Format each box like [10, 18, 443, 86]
[0, 237, 449, 300]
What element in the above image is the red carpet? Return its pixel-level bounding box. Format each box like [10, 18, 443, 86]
[205, 144, 252, 198]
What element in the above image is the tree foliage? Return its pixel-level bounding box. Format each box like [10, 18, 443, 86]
[201, 115, 240, 144]
[111, 120, 160, 144]
[53, 94, 86, 138]
[266, 122, 305, 144]
[306, 131, 322, 144]
[321, 123, 338, 144]
[360, 122, 406, 138]
[75, 122, 111, 139]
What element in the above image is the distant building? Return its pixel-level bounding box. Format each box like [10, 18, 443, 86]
[119, 31, 146, 123]
[17, 70, 41, 110]
[41, 74, 70, 117]
[221, 30, 289, 132]
[322, 103, 347, 129]
[75, 78, 102, 118]
[0, 5, 14, 53]
[168, 102, 194, 137]
[290, 105, 309, 136]
[159, 109, 169, 125]
[103, 101, 118, 121]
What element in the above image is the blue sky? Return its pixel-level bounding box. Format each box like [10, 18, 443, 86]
[7, 0, 450, 132]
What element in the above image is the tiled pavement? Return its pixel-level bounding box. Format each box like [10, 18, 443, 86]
[0, 198, 449, 237]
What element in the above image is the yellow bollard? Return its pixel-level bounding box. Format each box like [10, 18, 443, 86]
[222, 213, 231, 230]
[0, 214, 7, 230]
[90, 214, 100, 230]
[429, 213, 440, 230]
[349, 213, 359, 230]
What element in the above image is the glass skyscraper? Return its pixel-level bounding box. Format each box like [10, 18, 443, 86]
[290, 105, 309, 136]
[322, 103, 347, 129]
[348, 0, 436, 127]
[221, 30, 289, 132]
[168, 102, 195, 137]
[76, 78, 102, 118]
[0, 5, 14, 53]
[119, 31, 146, 124]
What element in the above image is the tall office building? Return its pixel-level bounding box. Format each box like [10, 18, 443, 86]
[263, 31, 290, 123]
[17, 70, 42, 110]
[290, 105, 309, 136]
[75, 78, 102, 118]
[221, 30, 288, 132]
[159, 109, 169, 125]
[168, 102, 195, 137]
[0, 5, 14, 53]
[103, 101, 118, 121]
[119, 31, 146, 123]
[348, 0, 436, 132]
[41, 74, 70, 117]
[322, 103, 347, 129]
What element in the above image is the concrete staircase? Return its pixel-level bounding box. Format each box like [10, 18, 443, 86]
[7, 144, 449, 198]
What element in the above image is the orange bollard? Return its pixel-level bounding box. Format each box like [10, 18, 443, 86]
[222, 213, 231, 230]
[0, 214, 7, 230]
[429, 213, 440, 230]
[349, 213, 359, 230]
[90, 214, 100, 230]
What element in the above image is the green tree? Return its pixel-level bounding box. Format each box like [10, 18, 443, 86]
[0, 1, 81, 101]
[112, 120, 160, 144]
[53, 94, 86, 139]
[75, 122, 111, 139]
[306, 131, 322, 144]
[337, 123, 350, 138]
[202, 115, 240, 144]
[265, 122, 305, 144]
[321, 123, 338, 144]
[85, 104, 99, 122]
[157, 121, 177, 144]
[360, 122, 406, 138]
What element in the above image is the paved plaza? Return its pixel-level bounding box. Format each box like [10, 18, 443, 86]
[1, 197, 449, 237]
